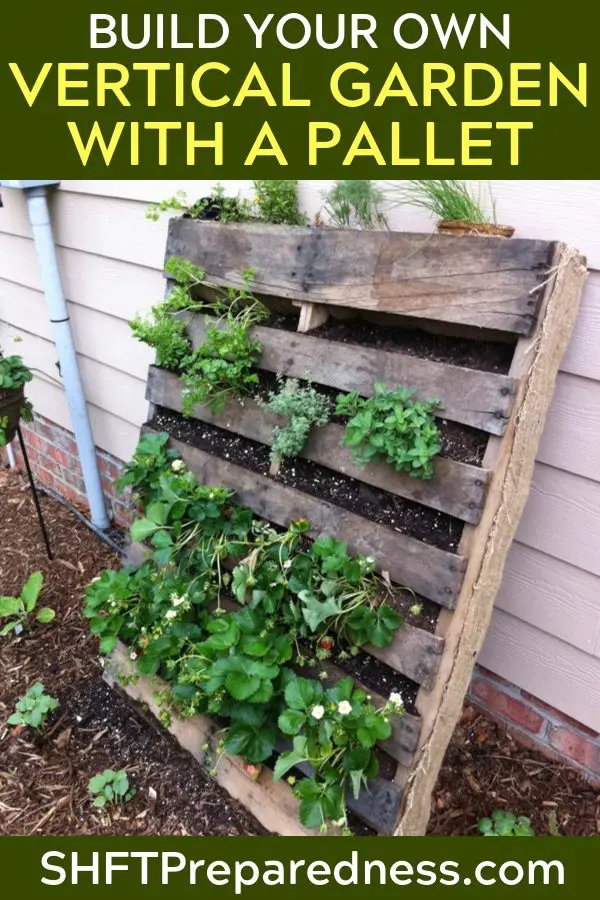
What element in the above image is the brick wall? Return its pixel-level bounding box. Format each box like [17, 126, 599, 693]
[469, 667, 600, 786]
[3, 412, 132, 527]
[3, 412, 600, 784]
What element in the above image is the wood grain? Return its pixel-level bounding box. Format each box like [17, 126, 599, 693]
[147, 367, 491, 524]
[168, 219, 556, 335]
[143, 427, 466, 608]
[183, 316, 517, 435]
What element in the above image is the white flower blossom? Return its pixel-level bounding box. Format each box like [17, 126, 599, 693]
[171, 459, 184, 473]
[283, 560, 292, 570]
[311, 705, 325, 720]
[170, 593, 187, 607]
[165, 609, 177, 620]
[389, 692, 404, 709]
[130, 651, 137, 661]
[337, 701, 352, 716]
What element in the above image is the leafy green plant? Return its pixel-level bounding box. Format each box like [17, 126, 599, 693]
[478, 810, 535, 837]
[0, 572, 55, 636]
[146, 182, 306, 226]
[259, 378, 331, 468]
[0, 352, 34, 446]
[389, 180, 496, 225]
[253, 181, 307, 226]
[130, 257, 268, 414]
[335, 383, 442, 479]
[88, 769, 136, 808]
[274, 677, 404, 831]
[323, 181, 388, 230]
[87, 436, 405, 831]
[8, 682, 58, 730]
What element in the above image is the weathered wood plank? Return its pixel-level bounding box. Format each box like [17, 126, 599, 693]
[105, 643, 311, 835]
[167, 219, 556, 335]
[398, 246, 588, 835]
[183, 317, 517, 436]
[144, 427, 466, 607]
[147, 366, 491, 524]
[295, 301, 329, 333]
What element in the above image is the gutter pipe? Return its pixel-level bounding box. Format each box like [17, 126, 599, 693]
[24, 185, 110, 529]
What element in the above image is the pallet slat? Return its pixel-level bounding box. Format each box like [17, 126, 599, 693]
[147, 366, 491, 524]
[168, 219, 556, 335]
[183, 317, 517, 435]
[145, 428, 465, 607]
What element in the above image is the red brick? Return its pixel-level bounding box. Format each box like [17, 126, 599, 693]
[46, 444, 71, 467]
[469, 680, 544, 733]
[521, 692, 599, 739]
[474, 666, 518, 691]
[548, 726, 600, 774]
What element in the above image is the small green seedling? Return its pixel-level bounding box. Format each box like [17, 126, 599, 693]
[88, 770, 136, 808]
[0, 571, 55, 636]
[478, 810, 535, 837]
[8, 682, 59, 730]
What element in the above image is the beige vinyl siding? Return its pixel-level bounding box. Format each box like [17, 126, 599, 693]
[1, 180, 599, 730]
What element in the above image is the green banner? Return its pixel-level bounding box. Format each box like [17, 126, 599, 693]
[0, 0, 597, 176]
[0, 836, 594, 897]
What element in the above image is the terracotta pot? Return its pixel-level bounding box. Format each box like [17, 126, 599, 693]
[437, 220, 515, 238]
[0, 384, 25, 445]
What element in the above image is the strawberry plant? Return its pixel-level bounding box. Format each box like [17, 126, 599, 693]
[8, 683, 58, 730]
[274, 677, 405, 831]
[88, 769, 136, 808]
[335, 382, 442, 479]
[86, 435, 405, 831]
[479, 810, 536, 837]
[0, 352, 34, 446]
[0, 572, 55, 636]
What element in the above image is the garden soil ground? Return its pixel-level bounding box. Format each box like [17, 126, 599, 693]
[1, 468, 598, 837]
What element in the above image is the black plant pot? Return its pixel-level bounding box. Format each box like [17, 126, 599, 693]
[0, 384, 25, 445]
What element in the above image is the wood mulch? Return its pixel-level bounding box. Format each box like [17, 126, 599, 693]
[1, 467, 598, 837]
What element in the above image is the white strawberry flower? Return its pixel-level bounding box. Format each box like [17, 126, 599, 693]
[389, 692, 404, 709]
[130, 651, 137, 661]
[165, 609, 177, 620]
[337, 701, 352, 716]
[311, 705, 325, 720]
[171, 459, 184, 473]
[172, 595, 187, 607]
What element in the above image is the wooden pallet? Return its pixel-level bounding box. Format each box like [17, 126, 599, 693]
[118, 220, 586, 836]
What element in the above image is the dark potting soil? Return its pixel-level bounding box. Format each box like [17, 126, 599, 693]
[264, 314, 515, 374]
[151, 407, 463, 554]
[338, 652, 419, 714]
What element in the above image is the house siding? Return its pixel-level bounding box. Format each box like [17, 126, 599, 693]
[1, 179, 599, 733]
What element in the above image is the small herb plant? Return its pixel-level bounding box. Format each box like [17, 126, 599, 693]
[0, 572, 55, 636]
[88, 769, 136, 808]
[147, 182, 307, 227]
[8, 682, 58, 730]
[335, 383, 442, 479]
[390, 180, 495, 225]
[323, 181, 388, 230]
[259, 378, 332, 468]
[0, 352, 34, 446]
[130, 256, 269, 414]
[479, 810, 535, 837]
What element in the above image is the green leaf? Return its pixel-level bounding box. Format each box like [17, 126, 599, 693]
[278, 709, 306, 735]
[224, 719, 277, 763]
[146, 501, 170, 525]
[99, 635, 118, 655]
[88, 774, 107, 793]
[36, 607, 56, 624]
[349, 769, 364, 800]
[0, 621, 18, 636]
[225, 670, 263, 701]
[130, 517, 160, 542]
[272, 736, 308, 781]
[284, 676, 323, 711]
[93, 796, 107, 808]
[300, 592, 343, 632]
[0, 597, 22, 618]
[20, 571, 43, 611]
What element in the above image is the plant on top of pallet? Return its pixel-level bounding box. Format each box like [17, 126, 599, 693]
[258, 377, 332, 472]
[86, 434, 406, 832]
[146, 181, 307, 227]
[386, 180, 514, 238]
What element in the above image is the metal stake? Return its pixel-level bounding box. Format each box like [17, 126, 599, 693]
[16, 425, 53, 560]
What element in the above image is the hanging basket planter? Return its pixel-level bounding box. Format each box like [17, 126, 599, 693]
[437, 220, 515, 238]
[0, 384, 25, 446]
